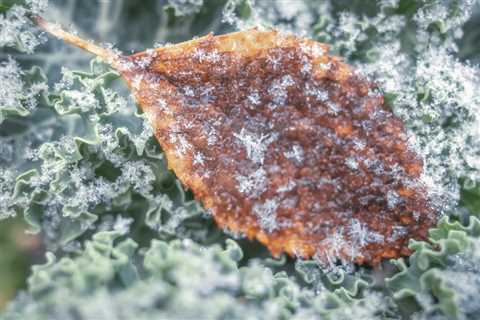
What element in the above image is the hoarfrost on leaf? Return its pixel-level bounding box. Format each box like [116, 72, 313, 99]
[0, 57, 46, 122]
[0, 3, 47, 53]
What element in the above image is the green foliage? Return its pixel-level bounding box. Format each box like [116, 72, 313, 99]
[1, 234, 374, 320]
[387, 216, 480, 319]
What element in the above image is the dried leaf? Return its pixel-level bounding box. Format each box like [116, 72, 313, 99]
[34, 17, 437, 266]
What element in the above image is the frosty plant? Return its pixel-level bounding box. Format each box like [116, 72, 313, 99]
[2, 0, 480, 319]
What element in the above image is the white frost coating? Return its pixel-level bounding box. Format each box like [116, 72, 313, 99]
[0, 57, 46, 116]
[235, 168, 268, 197]
[234, 128, 278, 164]
[414, 0, 475, 31]
[202, 124, 218, 146]
[0, 3, 46, 53]
[63, 90, 99, 112]
[135, 49, 157, 68]
[0, 58, 29, 109]
[253, 199, 279, 233]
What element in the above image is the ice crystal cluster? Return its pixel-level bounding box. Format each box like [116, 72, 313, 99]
[1, 0, 480, 319]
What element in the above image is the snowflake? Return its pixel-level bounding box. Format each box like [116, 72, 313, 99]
[234, 128, 278, 164]
[284, 144, 304, 164]
[253, 199, 279, 233]
[235, 168, 268, 197]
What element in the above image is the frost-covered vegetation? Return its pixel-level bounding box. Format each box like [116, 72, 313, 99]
[1, 0, 480, 319]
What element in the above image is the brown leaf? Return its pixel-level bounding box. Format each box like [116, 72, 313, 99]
[34, 17, 437, 266]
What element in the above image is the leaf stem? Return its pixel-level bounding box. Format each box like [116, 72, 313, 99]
[32, 15, 124, 70]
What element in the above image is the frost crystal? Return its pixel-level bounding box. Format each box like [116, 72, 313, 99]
[235, 168, 268, 197]
[268, 74, 296, 106]
[253, 199, 279, 233]
[348, 219, 384, 248]
[284, 145, 304, 164]
[345, 157, 359, 170]
[0, 57, 45, 122]
[234, 128, 277, 164]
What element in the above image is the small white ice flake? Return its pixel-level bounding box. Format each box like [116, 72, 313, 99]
[113, 216, 134, 235]
[247, 90, 261, 106]
[207, 133, 217, 146]
[193, 152, 205, 166]
[386, 190, 400, 209]
[234, 128, 278, 164]
[200, 85, 215, 103]
[253, 199, 279, 233]
[268, 75, 296, 106]
[235, 168, 268, 197]
[169, 131, 192, 156]
[266, 53, 282, 71]
[193, 48, 221, 63]
[203, 124, 218, 146]
[157, 98, 171, 114]
[131, 74, 143, 90]
[353, 139, 366, 151]
[135, 50, 156, 68]
[183, 85, 195, 97]
[390, 225, 408, 241]
[277, 180, 296, 193]
[300, 56, 313, 75]
[284, 145, 304, 164]
[305, 82, 328, 102]
[176, 135, 191, 156]
[319, 61, 332, 70]
[316, 228, 353, 270]
[348, 219, 385, 248]
[345, 157, 359, 170]
[300, 42, 325, 58]
[326, 101, 340, 115]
